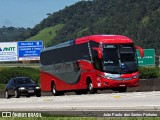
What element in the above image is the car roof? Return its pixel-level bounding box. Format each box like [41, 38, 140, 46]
[12, 77, 30, 79]
[13, 77, 29, 78]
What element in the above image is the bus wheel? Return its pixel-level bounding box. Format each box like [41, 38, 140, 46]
[87, 81, 97, 94]
[118, 87, 127, 93]
[52, 83, 58, 96]
[51, 83, 63, 96]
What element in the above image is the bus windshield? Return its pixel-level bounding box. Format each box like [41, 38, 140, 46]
[102, 44, 138, 74]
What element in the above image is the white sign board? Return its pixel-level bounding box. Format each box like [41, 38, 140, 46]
[0, 42, 18, 62]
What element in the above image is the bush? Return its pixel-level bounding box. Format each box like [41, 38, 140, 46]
[139, 67, 160, 79]
[0, 67, 39, 84]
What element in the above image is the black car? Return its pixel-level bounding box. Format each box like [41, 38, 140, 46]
[5, 77, 41, 99]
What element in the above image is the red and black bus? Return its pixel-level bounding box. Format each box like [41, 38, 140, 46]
[40, 35, 144, 95]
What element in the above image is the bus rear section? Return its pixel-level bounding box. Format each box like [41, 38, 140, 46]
[40, 35, 144, 95]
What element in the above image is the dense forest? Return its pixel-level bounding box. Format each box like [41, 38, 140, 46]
[0, 26, 29, 42]
[0, 0, 160, 55]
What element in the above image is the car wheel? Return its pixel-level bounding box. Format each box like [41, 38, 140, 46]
[26, 95, 30, 97]
[36, 94, 41, 97]
[15, 90, 20, 98]
[5, 91, 10, 99]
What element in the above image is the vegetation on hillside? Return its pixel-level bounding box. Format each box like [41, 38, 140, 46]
[28, 24, 64, 46]
[0, 26, 28, 42]
[23, 0, 160, 53]
[0, 0, 160, 55]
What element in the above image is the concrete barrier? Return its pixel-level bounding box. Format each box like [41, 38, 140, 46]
[127, 79, 160, 92]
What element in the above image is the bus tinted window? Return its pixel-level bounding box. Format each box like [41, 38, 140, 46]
[40, 43, 90, 65]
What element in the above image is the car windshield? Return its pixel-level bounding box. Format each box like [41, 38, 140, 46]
[103, 44, 138, 74]
[15, 78, 34, 84]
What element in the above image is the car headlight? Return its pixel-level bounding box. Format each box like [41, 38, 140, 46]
[19, 87, 25, 90]
[35, 86, 40, 89]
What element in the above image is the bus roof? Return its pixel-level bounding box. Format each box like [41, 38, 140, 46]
[42, 35, 133, 52]
[75, 35, 133, 44]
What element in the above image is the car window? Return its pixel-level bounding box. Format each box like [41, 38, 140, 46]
[8, 79, 13, 85]
[15, 78, 34, 84]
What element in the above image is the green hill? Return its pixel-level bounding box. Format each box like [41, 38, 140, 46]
[27, 24, 64, 46]
[19, 0, 160, 56]
[1, 0, 160, 59]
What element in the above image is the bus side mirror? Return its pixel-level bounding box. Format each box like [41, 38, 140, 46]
[92, 47, 102, 59]
[135, 46, 144, 58]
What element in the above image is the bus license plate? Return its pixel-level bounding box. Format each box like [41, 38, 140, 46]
[28, 90, 34, 93]
[119, 85, 125, 87]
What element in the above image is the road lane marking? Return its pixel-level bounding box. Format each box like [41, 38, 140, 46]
[113, 95, 121, 98]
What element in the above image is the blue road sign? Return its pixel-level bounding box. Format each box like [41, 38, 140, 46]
[18, 41, 43, 61]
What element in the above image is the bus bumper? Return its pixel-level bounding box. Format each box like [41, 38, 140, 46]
[95, 78, 139, 88]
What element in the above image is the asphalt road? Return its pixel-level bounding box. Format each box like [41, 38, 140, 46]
[0, 91, 160, 111]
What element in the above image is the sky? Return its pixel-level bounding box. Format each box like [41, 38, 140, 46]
[0, 0, 81, 28]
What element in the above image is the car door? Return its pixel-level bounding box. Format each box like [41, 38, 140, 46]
[9, 79, 16, 95]
[6, 79, 12, 95]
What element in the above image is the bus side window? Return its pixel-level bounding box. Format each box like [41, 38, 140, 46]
[92, 50, 102, 71]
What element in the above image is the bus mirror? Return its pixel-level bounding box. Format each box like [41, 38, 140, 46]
[135, 46, 144, 58]
[92, 47, 102, 59]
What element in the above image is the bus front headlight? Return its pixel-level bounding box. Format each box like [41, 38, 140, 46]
[133, 74, 139, 79]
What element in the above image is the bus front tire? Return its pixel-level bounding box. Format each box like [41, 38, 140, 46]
[117, 87, 127, 93]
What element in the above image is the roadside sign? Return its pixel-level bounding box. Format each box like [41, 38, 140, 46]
[136, 49, 155, 66]
[0, 42, 18, 62]
[18, 41, 43, 61]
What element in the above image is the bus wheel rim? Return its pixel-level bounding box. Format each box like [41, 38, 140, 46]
[53, 87, 56, 94]
[89, 83, 93, 90]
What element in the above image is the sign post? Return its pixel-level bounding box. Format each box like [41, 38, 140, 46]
[136, 49, 155, 66]
[18, 41, 43, 61]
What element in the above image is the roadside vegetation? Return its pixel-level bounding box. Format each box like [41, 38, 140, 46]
[139, 67, 160, 79]
[0, 67, 39, 85]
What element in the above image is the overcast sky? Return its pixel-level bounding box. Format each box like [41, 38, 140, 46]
[0, 0, 81, 28]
